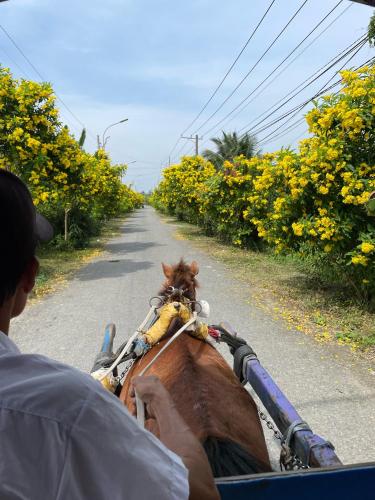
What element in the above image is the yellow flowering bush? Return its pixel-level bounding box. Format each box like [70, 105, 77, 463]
[197, 156, 277, 246]
[152, 66, 375, 301]
[151, 156, 215, 223]
[0, 65, 142, 245]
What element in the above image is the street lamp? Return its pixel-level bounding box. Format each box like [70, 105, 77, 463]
[101, 118, 128, 149]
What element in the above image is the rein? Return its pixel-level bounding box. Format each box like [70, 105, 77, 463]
[98, 288, 196, 384]
[97, 305, 157, 383]
[135, 287, 200, 427]
[135, 311, 198, 427]
[95, 287, 209, 428]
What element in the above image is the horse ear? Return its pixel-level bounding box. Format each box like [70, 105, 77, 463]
[190, 261, 199, 276]
[162, 262, 173, 279]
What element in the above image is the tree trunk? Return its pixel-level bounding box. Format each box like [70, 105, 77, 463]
[64, 208, 71, 241]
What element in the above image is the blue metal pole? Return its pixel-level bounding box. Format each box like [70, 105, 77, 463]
[245, 358, 342, 468]
[91, 323, 116, 373]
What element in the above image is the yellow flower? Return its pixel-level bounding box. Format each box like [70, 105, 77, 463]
[292, 222, 303, 236]
[351, 255, 368, 266]
[39, 192, 49, 202]
[326, 148, 339, 160]
[341, 186, 350, 197]
[360, 242, 374, 254]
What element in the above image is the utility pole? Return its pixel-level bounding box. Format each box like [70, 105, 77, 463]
[181, 134, 202, 156]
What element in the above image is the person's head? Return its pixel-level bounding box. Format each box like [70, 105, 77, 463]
[0, 170, 52, 319]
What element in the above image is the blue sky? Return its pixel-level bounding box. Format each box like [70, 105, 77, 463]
[0, 0, 373, 191]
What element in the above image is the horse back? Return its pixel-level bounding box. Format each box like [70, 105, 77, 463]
[120, 334, 270, 470]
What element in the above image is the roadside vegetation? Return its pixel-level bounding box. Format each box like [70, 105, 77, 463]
[0, 66, 143, 295]
[0, 65, 143, 248]
[151, 66, 375, 351]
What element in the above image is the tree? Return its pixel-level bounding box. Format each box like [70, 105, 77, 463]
[202, 131, 257, 170]
[0, 65, 143, 244]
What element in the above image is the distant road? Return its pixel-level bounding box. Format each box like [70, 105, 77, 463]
[12, 206, 375, 465]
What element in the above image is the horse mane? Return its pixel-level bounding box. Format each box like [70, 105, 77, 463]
[159, 258, 199, 301]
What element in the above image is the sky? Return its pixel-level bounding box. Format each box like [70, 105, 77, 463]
[0, 0, 373, 191]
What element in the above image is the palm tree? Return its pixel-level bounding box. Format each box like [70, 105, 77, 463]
[202, 131, 257, 170]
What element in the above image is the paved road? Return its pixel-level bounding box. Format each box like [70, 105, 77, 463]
[12, 207, 375, 465]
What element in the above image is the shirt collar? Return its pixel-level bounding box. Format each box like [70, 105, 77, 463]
[0, 330, 21, 355]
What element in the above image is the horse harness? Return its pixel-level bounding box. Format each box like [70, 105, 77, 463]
[91, 293, 311, 471]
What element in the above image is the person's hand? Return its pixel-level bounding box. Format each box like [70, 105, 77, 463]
[132, 376, 220, 500]
[130, 375, 173, 419]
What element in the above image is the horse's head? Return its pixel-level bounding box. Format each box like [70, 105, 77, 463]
[160, 259, 199, 304]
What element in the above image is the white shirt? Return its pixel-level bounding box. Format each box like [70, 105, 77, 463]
[0, 331, 188, 500]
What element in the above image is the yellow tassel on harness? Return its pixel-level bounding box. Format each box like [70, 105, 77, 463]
[190, 321, 209, 341]
[144, 302, 191, 346]
[143, 302, 210, 345]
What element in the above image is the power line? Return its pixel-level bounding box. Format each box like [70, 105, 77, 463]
[175, 37, 350, 163]
[199, 0, 345, 138]
[241, 35, 367, 139]
[257, 117, 306, 147]
[0, 45, 82, 135]
[180, 0, 277, 136]
[172, 136, 195, 161]
[166, 0, 277, 161]
[223, 51, 372, 152]
[0, 25, 47, 81]
[0, 23, 96, 142]
[256, 50, 373, 146]
[251, 80, 340, 139]
[201, 0, 353, 142]
[237, 32, 364, 136]
[198, 34, 364, 155]
[192, 0, 310, 135]
[0, 45, 33, 79]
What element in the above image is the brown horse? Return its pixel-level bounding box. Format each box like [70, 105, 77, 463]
[120, 259, 271, 477]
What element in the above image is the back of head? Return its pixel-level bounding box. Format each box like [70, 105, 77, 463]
[0, 169, 37, 307]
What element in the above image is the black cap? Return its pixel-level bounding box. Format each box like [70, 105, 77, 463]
[0, 169, 55, 304]
[0, 169, 54, 244]
[35, 212, 54, 243]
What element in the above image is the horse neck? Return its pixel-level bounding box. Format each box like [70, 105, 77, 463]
[131, 335, 227, 438]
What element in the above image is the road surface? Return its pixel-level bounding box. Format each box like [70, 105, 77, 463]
[12, 207, 375, 466]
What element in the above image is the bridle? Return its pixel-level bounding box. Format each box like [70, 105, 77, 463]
[152, 285, 202, 314]
[165, 285, 188, 300]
